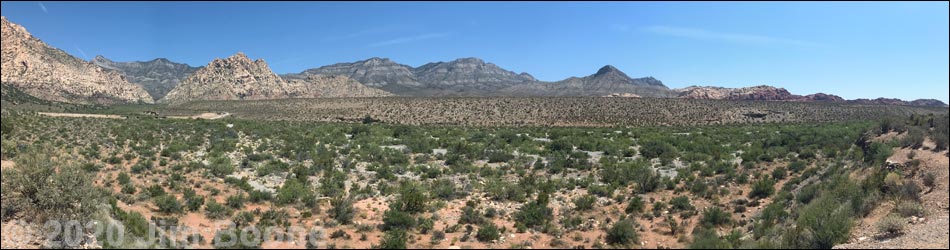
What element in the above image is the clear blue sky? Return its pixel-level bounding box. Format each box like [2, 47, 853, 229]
[2, 1, 948, 102]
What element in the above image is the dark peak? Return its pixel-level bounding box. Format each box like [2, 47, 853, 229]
[595, 65, 622, 76]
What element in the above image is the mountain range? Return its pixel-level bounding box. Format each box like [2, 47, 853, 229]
[0, 16, 945, 107]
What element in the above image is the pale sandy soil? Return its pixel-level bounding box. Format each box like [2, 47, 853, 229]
[1, 220, 43, 249]
[1, 160, 12, 169]
[168, 112, 230, 120]
[37, 112, 124, 119]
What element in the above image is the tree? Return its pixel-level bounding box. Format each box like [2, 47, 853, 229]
[606, 220, 639, 247]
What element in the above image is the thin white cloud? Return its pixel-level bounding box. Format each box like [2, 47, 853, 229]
[366, 33, 451, 48]
[74, 46, 88, 59]
[37, 2, 48, 14]
[641, 25, 825, 48]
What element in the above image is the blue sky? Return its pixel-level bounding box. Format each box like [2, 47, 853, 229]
[2, 1, 948, 102]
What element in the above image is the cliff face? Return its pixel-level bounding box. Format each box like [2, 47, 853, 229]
[1, 16, 153, 104]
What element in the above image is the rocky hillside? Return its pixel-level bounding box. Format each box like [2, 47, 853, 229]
[410, 57, 537, 96]
[0, 16, 152, 104]
[92, 56, 200, 100]
[288, 57, 421, 89]
[291, 57, 536, 96]
[500, 65, 675, 97]
[162, 53, 390, 104]
[283, 74, 393, 98]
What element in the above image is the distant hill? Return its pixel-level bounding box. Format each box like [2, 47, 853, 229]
[92, 56, 201, 100]
[500, 65, 674, 97]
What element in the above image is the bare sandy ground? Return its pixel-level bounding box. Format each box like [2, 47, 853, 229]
[37, 112, 124, 119]
[1, 160, 12, 169]
[168, 112, 230, 120]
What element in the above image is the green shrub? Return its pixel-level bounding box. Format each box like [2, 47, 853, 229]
[392, 182, 427, 214]
[377, 229, 408, 249]
[749, 179, 775, 200]
[382, 209, 416, 231]
[700, 207, 731, 228]
[208, 156, 235, 177]
[923, 172, 937, 189]
[515, 198, 553, 229]
[895, 200, 924, 218]
[786, 197, 853, 249]
[626, 196, 645, 214]
[205, 200, 232, 220]
[226, 194, 246, 209]
[876, 215, 905, 237]
[330, 197, 356, 225]
[2, 150, 102, 222]
[154, 195, 183, 214]
[476, 223, 501, 242]
[772, 167, 788, 180]
[605, 220, 639, 247]
[573, 195, 597, 211]
[670, 196, 694, 212]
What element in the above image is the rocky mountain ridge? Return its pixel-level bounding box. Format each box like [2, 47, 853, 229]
[91, 55, 201, 100]
[0, 16, 152, 104]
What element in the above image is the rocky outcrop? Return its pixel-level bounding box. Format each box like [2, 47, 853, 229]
[91, 56, 200, 100]
[677, 85, 802, 101]
[0, 16, 152, 104]
[500, 65, 674, 97]
[909, 99, 948, 108]
[803, 93, 846, 102]
[162, 53, 390, 104]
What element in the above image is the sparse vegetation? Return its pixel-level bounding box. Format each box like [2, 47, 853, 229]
[0, 100, 944, 249]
